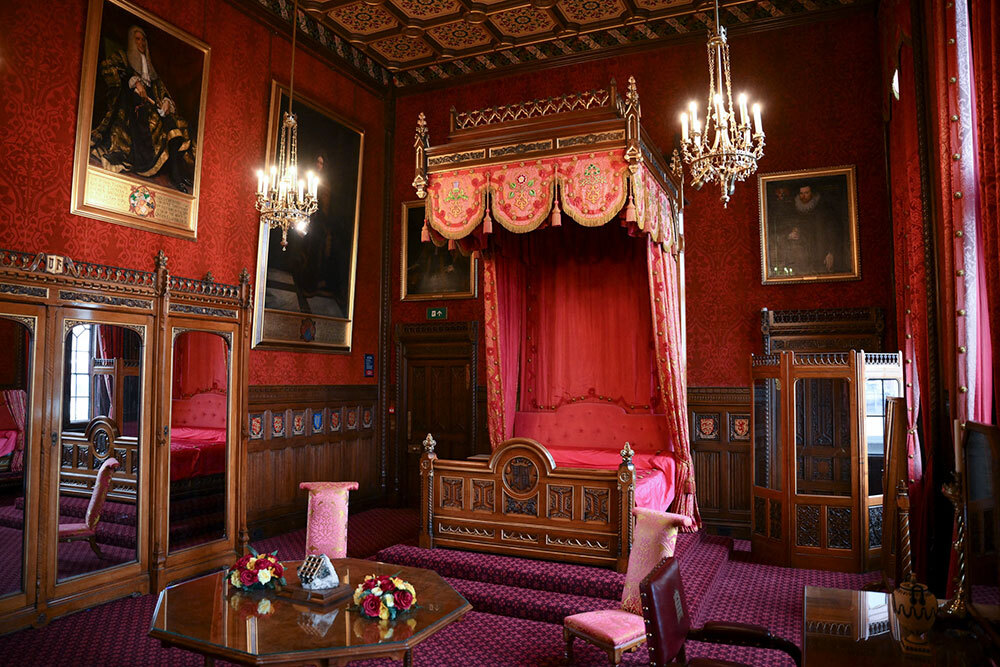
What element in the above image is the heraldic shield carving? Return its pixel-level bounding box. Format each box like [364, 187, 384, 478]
[503, 456, 538, 494]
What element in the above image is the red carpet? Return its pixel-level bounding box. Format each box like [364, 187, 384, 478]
[0, 508, 880, 666]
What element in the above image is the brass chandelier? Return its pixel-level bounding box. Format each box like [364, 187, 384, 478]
[678, 0, 765, 207]
[255, 0, 318, 250]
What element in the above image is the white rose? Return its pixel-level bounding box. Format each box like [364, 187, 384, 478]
[371, 587, 382, 596]
[257, 568, 272, 585]
[383, 594, 394, 607]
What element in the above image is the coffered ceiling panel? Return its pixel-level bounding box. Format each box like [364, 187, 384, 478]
[296, 0, 868, 84]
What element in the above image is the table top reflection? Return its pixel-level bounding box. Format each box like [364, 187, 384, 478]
[149, 558, 471, 665]
[803, 586, 993, 667]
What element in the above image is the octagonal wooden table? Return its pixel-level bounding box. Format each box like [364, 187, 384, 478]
[149, 558, 471, 666]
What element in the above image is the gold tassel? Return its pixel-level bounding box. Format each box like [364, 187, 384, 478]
[421, 220, 430, 242]
[551, 184, 562, 227]
[483, 204, 493, 234]
[448, 239, 456, 250]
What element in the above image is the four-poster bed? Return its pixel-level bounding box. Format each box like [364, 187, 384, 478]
[413, 79, 699, 571]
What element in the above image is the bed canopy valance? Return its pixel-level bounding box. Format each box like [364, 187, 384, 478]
[413, 78, 699, 527]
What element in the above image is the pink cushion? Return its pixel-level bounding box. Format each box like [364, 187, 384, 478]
[300, 481, 359, 558]
[87, 457, 119, 530]
[58, 522, 94, 539]
[512, 404, 672, 453]
[171, 393, 227, 429]
[564, 609, 647, 646]
[620, 507, 692, 614]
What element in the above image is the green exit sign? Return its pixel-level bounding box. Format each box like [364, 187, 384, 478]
[426, 307, 448, 320]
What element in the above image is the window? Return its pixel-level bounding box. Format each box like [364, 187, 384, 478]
[69, 325, 92, 423]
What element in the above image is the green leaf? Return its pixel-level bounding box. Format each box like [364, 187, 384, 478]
[508, 192, 514, 198]
[278, 576, 287, 586]
[270, 550, 278, 557]
[529, 189, 535, 196]
[249, 545, 259, 557]
[527, 180, 534, 187]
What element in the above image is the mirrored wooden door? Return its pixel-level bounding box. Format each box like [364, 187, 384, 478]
[0, 303, 44, 628]
[47, 310, 152, 610]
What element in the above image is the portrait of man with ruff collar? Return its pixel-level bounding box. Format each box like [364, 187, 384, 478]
[72, 0, 209, 238]
[758, 166, 860, 285]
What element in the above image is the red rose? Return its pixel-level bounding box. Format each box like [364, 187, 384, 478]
[273, 562, 284, 577]
[361, 593, 383, 618]
[236, 555, 251, 568]
[379, 576, 395, 593]
[394, 589, 414, 611]
[254, 558, 271, 571]
[239, 569, 258, 587]
[362, 578, 379, 590]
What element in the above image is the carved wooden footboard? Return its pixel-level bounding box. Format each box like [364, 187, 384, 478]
[419, 435, 636, 572]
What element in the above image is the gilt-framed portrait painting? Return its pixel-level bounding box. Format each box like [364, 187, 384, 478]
[759, 165, 860, 285]
[400, 201, 477, 301]
[71, 0, 210, 239]
[252, 81, 364, 353]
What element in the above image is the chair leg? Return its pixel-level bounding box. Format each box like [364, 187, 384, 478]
[89, 536, 105, 560]
[563, 628, 574, 664]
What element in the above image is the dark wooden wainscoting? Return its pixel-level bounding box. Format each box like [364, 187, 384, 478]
[688, 386, 752, 538]
[247, 385, 380, 539]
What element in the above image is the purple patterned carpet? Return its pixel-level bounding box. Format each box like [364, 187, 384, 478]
[0, 509, 881, 666]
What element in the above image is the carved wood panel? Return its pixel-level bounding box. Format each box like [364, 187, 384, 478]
[472, 479, 494, 512]
[583, 487, 609, 523]
[548, 485, 573, 520]
[441, 477, 464, 509]
[689, 386, 752, 537]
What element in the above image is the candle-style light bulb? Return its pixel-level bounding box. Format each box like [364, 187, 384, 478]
[714, 93, 725, 127]
[681, 112, 689, 142]
[738, 93, 749, 126]
[752, 103, 763, 134]
[688, 101, 698, 129]
[692, 117, 702, 135]
[256, 170, 265, 195]
[297, 179, 304, 202]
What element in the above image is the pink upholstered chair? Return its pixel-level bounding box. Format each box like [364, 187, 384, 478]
[563, 507, 693, 665]
[58, 457, 119, 559]
[299, 481, 359, 558]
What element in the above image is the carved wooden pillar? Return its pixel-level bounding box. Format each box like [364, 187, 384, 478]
[419, 433, 437, 549]
[617, 442, 636, 572]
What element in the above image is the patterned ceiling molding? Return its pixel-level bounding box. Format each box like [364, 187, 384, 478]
[252, 0, 392, 88]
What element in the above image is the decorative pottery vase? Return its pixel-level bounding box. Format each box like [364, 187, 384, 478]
[892, 574, 937, 654]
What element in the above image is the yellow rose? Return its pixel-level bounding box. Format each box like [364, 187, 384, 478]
[230, 571, 240, 588]
[379, 602, 389, 620]
[247, 557, 257, 569]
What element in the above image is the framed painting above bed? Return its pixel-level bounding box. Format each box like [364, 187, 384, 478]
[252, 81, 364, 353]
[400, 201, 477, 301]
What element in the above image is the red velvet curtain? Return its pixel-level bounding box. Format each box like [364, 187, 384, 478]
[648, 240, 699, 525]
[172, 331, 229, 399]
[880, 0, 930, 581]
[519, 224, 657, 412]
[4, 389, 26, 473]
[971, 0, 1000, 421]
[95, 325, 122, 420]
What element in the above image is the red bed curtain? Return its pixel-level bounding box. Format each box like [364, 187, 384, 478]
[172, 331, 229, 399]
[483, 244, 525, 448]
[4, 389, 26, 473]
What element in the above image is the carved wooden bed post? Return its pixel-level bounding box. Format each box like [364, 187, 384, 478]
[617, 442, 636, 572]
[419, 433, 437, 549]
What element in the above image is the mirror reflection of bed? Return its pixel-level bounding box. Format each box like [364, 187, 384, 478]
[57, 323, 142, 581]
[169, 331, 228, 552]
[965, 424, 1000, 607]
[0, 317, 29, 599]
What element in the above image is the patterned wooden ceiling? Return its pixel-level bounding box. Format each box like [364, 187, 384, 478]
[301, 0, 852, 76]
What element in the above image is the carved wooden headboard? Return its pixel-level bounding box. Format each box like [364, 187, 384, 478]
[760, 307, 885, 353]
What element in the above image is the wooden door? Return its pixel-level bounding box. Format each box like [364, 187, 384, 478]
[395, 322, 479, 506]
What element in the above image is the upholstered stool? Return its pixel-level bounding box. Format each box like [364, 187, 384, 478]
[299, 481, 359, 558]
[563, 507, 693, 665]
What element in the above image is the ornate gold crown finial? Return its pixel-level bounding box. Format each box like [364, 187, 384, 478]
[620, 441, 634, 464]
[422, 433, 437, 454]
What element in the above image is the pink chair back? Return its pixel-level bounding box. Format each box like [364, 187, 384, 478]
[299, 481, 358, 558]
[86, 457, 119, 530]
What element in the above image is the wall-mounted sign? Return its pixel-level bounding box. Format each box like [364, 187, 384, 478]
[364, 353, 375, 378]
[426, 307, 447, 320]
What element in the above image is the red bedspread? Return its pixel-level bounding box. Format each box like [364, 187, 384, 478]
[0, 430, 16, 458]
[545, 446, 676, 512]
[170, 426, 226, 481]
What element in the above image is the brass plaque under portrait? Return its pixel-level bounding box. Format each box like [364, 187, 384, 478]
[400, 201, 477, 302]
[758, 166, 860, 285]
[252, 81, 364, 353]
[71, 0, 210, 239]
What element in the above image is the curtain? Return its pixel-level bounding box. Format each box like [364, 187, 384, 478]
[971, 0, 1000, 421]
[172, 331, 229, 398]
[880, 0, 931, 581]
[482, 241, 526, 449]
[4, 389, 26, 473]
[95, 325, 122, 420]
[648, 240, 699, 527]
[519, 224, 657, 412]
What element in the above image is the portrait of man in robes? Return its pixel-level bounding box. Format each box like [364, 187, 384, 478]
[760, 167, 860, 284]
[90, 24, 196, 193]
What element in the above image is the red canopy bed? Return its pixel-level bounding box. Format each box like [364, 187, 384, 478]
[169, 331, 228, 485]
[414, 79, 699, 571]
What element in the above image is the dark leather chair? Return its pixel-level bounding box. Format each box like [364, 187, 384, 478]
[638, 557, 801, 666]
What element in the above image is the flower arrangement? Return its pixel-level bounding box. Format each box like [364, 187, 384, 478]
[229, 593, 274, 619]
[352, 574, 417, 620]
[353, 617, 417, 643]
[228, 546, 287, 591]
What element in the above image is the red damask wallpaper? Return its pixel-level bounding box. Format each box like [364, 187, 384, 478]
[0, 0, 385, 386]
[391, 12, 895, 387]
